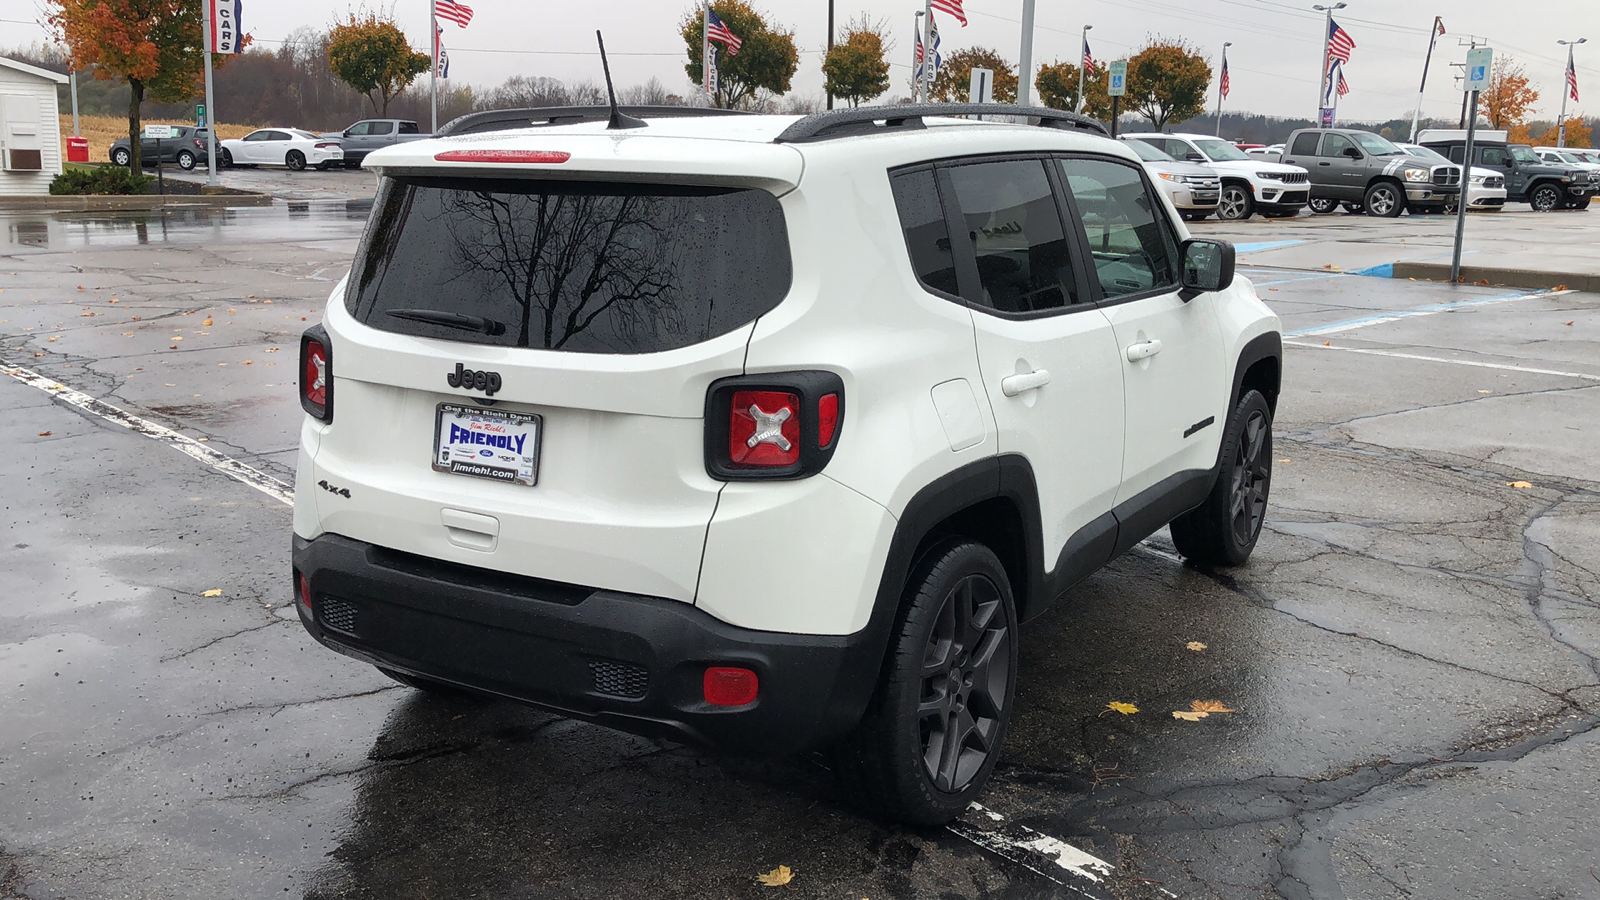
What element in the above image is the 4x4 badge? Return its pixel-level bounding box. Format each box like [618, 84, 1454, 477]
[447, 363, 502, 396]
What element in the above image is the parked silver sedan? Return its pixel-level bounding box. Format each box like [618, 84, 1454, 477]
[1120, 138, 1222, 221]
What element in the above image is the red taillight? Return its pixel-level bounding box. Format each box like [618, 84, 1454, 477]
[296, 572, 312, 609]
[703, 667, 759, 706]
[728, 390, 800, 467]
[299, 326, 332, 422]
[817, 393, 840, 448]
[433, 149, 572, 164]
[315, 142, 340, 149]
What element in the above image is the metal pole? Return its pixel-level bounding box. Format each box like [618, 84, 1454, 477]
[429, 0, 438, 131]
[200, 0, 217, 186]
[1318, 6, 1332, 127]
[1410, 17, 1441, 141]
[911, 12, 924, 102]
[921, 0, 934, 102]
[1077, 26, 1091, 113]
[69, 68, 79, 136]
[825, 0, 834, 110]
[1555, 40, 1585, 147]
[1017, 0, 1035, 106]
[1110, 95, 1119, 138]
[1450, 89, 1478, 284]
[1214, 42, 1230, 136]
[703, 2, 712, 103]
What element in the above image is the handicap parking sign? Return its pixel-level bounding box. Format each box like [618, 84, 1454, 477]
[1465, 47, 1493, 91]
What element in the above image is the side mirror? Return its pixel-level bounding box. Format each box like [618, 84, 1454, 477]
[1343, 147, 1362, 159]
[1186, 153, 1206, 163]
[1179, 239, 1235, 300]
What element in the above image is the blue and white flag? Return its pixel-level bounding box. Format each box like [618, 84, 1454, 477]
[435, 25, 450, 78]
[915, 20, 942, 82]
[209, 0, 243, 53]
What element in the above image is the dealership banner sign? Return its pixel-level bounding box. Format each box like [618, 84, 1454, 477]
[210, 0, 243, 54]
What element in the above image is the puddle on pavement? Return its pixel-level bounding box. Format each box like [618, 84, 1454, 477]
[0, 202, 373, 251]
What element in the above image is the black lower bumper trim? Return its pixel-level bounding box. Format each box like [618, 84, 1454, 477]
[292, 534, 884, 756]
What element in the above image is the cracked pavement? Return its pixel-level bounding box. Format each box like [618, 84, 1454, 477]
[2, 207, 1598, 899]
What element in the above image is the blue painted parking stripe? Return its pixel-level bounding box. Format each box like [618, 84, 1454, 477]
[1286, 288, 1564, 336]
[1232, 239, 1309, 253]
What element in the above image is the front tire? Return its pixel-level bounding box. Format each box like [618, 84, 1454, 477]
[1364, 181, 1404, 218]
[1563, 197, 1591, 210]
[831, 540, 1018, 825]
[1307, 197, 1338, 214]
[286, 150, 306, 171]
[1216, 184, 1255, 221]
[1529, 183, 1562, 212]
[1170, 389, 1273, 567]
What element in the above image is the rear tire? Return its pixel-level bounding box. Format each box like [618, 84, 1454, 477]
[1364, 181, 1404, 218]
[831, 540, 1018, 825]
[1170, 389, 1273, 567]
[377, 666, 467, 695]
[111, 147, 131, 167]
[286, 150, 306, 171]
[1341, 202, 1365, 214]
[1307, 197, 1338, 214]
[220, 148, 233, 168]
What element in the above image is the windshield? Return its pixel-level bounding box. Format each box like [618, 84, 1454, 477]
[1352, 132, 1404, 155]
[1194, 139, 1249, 161]
[1510, 145, 1540, 163]
[1401, 144, 1450, 163]
[1122, 139, 1174, 162]
[1551, 151, 1583, 164]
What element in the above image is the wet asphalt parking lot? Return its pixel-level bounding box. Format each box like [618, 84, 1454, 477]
[1, 202, 1598, 900]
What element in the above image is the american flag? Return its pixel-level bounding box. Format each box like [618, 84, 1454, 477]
[1331, 60, 1349, 98]
[707, 8, 742, 55]
[1327, 19, 1355, 64]
[931, 0, 966, 27]
[1568, 55, 1581, 103]
[1082, 39, 1096, 75]
[434, 25, 449, 78]
[1220, 57, 1230, 99]
[914, 20, 942, 82]
[435, 0, 473, 28]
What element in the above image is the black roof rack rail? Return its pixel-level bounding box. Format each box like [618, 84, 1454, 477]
[438, 105, 749, 137]
[773, 103, 1108, 143]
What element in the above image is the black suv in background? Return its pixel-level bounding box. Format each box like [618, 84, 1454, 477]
[1281, 127, 1460, 217]
[1418, 130, 1593, 211]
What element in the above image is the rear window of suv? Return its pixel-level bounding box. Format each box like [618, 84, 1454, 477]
[346, 177, 792, 354]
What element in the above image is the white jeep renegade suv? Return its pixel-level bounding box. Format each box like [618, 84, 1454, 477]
[292, 103, 1283, 824]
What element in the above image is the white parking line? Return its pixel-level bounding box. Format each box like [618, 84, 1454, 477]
[945, 804, 1168, 897]
[1283, 342, 1600, 383]
[3, 362, 295, 506]
[1286, 288, 1567, 337]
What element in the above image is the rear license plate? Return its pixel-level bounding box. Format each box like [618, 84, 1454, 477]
[433, 404, 541, 487]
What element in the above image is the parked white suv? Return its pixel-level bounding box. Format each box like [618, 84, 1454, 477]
[1125, 132, 1310, 220]
[292, 103, 1283, 824]
[1121, 136, 1222, 221]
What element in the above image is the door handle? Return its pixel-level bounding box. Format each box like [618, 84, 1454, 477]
[1126, 339, 1163, 362]
[1318, 161, 1333, 166]
[1000, 369, 1050, 397]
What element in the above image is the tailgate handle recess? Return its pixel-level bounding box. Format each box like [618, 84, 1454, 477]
[441, 508, 499, 552]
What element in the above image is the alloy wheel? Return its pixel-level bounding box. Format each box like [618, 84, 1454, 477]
[1218, 186, 1251, 220]
[1368, 187, 1397, 216]
[1229, 409, 1270, 548]
[918, 573, 1010, 794]
[1531, 186, 1560, 212]
[1308, 198, 1337, 214]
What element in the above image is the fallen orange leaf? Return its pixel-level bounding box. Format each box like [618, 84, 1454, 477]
[1191, 700, 1235, 714]
[755, 865, 794, 887]
[1186, 641, 1208, 652]
[1106, 701, 1139, 715]
[1506, 481, 1533, 489]
[1172, 710, 1208, 721]
[37, 430, 52, 436]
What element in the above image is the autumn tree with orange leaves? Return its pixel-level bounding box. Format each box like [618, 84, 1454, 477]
[50, 0, 244, 170]
[1483, 56, 1539, 138]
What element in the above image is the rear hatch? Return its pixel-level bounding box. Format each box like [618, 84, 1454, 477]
[309, 131, 802, 602]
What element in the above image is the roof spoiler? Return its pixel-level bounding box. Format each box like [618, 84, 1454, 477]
[438, 106, 750, 137]
[773, 104, 1109, 143]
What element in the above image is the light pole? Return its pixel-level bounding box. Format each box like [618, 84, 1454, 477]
[825, 0, 835, 110]
[1214, 41, 1231, 136]
[1018, 0, 1036, 106]
[1076, 25, 1093, 113]
[1313, 2, 1346, 128]
[1557, 38, 1587, 147]
[912, 11, 924, 102]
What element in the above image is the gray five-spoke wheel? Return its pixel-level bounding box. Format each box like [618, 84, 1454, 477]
[918, 572, 1010, 794]
[1229, 408, 1270, 548]
[1217, 185, 1252, 220]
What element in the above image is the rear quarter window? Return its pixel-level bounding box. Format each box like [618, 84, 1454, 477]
[346, 177, 793, 354]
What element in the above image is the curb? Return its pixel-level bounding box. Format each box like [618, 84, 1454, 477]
[0, 192, 274, 212]
[1375, 262, 1600, 293]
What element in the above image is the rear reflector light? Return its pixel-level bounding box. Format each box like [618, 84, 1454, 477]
[728, 390, 800, 467]
[296, 572, 311, 609]
[299, 325, 332, 422]
[433, 149, 572, 164]
[703, 667, 759, 706]
[818, 393, 840, 448]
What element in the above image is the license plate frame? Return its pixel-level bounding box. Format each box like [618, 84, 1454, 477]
[432, 403, 542, 487]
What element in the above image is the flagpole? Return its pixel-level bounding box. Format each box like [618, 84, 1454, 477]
[1076, 25, 1091, 113]
[911, 11, 923, 101]
[702, 2, 712, 103]
[1556, 39, 1585, 148]
[1409, 17, 1442, 142]
[201, 0, 217, 185]
[1331, 63, 1341, 127]
[1017, 0, 1035, 106]
[1313, 3, 1345, 127]
[429, 0, 438, 132]
[921, 0, 934, 102]
[1214, 42, 1230, 136]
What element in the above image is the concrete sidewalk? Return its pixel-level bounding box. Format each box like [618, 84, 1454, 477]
[1190, 206, 1600, 290]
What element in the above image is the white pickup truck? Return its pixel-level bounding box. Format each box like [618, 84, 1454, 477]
[320, 119, 431, 168]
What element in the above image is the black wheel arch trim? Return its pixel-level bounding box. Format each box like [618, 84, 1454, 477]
[1229, 331, 1283, 418]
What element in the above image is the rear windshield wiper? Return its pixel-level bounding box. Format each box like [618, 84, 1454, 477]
[386, 308, 506, 336]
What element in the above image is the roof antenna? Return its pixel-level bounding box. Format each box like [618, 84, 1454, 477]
[597, 31, 646, 130]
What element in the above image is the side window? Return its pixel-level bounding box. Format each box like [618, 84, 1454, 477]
[399, 122, 420, 134]
[243, 131, 268, 142]
[1479, 147, 1507, 167]
[889, 169, 959, 297]
[1322, 133, 1357, 158]
[1058, 157, 1180, 301]
[945, 159, 1077, 313]
[345, 122, 370, 136]
[267, 131, 291, 141]
[369, 121, 395, 136]
[1290, 132, 1320, 157]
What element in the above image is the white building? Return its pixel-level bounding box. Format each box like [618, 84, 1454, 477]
[0, 57, 67, 197]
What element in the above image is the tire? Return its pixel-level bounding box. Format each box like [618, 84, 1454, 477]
[831, 540, 1018, 825]
[1216, 184, 1255, 221]
[220, 148, 233, 168]
[1563, 197, 1590, 210]
[1341, 202, 1365, 214]
[1169, 389, 1273, 567]
[176, 150, 196, 171]
[111, 147, 131, 167]
[1181, 211, 1210, 222]
[1307, 197, 1338, 214]
[1529, 183, 1561, 212]
[1363, 181, 1404, 218]
[377, 666, 467, 695]
[286, 150, 306, 171]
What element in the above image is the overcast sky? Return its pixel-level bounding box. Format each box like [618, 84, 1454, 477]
[4, 0, 1595, 124]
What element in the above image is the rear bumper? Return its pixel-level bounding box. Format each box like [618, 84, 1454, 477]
[292, 533, 884, 756]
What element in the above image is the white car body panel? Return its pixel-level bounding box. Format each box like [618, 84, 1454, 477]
[222, 128, 343, 168]
[1125, 132, 1310, 211]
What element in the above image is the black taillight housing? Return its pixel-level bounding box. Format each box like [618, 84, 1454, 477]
[705, 371, 844, 481]
[299, 324, 333, 422]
